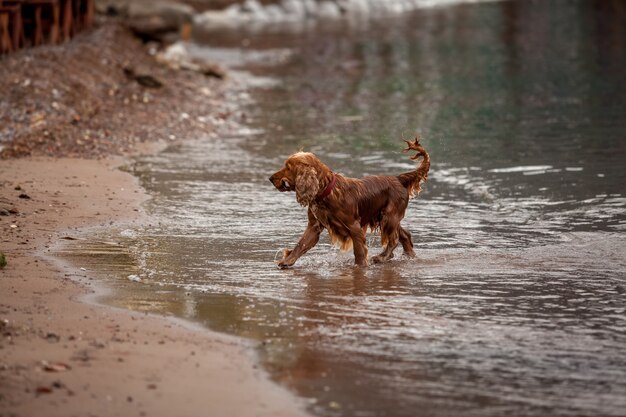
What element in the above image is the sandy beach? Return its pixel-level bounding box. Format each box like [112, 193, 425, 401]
[0, 19, 308, 417]
[0, 161, 309, 417]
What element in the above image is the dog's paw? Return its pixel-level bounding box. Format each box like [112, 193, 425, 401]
[371, 252, 393, 264]
[277, 259, 295, 268]
[371, 255, 384, 264]
[276, 249, 295, 268]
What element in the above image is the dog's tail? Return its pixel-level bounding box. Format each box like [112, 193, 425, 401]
[397, 135, 430, 197]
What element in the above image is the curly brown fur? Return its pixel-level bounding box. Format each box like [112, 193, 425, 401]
[269, 137, 430, 267]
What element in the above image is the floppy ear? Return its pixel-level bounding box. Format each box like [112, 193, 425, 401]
[295, 166, 320, 207]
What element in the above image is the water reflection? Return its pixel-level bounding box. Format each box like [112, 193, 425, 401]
[58, 1, 626, 417]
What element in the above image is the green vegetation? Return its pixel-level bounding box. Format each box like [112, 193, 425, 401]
[0, 253, 6, 269]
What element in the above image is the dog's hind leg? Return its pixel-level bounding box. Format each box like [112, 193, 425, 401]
[399, 225, 416, 258]
[372, 212, 402, 264]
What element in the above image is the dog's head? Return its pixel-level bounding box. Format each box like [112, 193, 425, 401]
[269, 152, 329, 206]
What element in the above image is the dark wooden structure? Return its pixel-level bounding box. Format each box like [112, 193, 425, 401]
[0, 0, 93, 53]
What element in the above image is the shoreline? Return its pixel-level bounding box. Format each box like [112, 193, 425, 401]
[0, 19, 309, 417]
[0, 156, 309, 417]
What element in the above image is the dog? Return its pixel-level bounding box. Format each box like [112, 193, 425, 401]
[269, 136, 430, 267]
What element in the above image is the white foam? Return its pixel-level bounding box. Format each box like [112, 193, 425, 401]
[488, 165, 553, 173]
[120, 229, 138, 238]
[194, 0, 503, 33]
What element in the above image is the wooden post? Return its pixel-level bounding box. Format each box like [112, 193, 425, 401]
[49, 0, 59, 43]
[0, 9, 12, 53]
[60, 0, 70, 41]
[9, 3, 22, 49]
[32, 3, 42, 45]
[71, 0, 79, 31]
[83, 0, 93, 28]
[0, 0, 91, 53]
[0, 4, 24, 52]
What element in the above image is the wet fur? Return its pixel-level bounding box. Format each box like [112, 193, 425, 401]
[269, 137, 430, 267]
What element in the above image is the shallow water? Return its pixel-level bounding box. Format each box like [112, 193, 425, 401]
[58, 2, 626, 416]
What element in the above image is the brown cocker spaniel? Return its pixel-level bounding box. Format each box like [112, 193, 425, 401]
[269, 136, 430, 267]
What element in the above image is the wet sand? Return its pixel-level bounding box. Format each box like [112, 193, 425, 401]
[0, 157, 309, 416]
[0, 16, 308, 416]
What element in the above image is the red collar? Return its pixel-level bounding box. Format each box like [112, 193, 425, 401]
[315, 173, 337, 203]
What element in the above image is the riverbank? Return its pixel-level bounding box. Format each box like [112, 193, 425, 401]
[0, 21, 229, 159]
[0, 20, 308, 417]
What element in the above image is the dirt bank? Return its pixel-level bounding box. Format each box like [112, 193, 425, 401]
[0, 19, 308, 417]
[0, 21, 230, 159]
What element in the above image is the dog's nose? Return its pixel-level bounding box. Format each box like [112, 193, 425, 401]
[269, 176, 274, 183]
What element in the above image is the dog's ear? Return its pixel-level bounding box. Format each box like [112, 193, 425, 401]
[295, 166, 319, 207]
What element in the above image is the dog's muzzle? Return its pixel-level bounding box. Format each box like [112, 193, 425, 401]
[269, 174, 292, 192]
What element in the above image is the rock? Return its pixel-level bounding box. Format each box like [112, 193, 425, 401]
[123, 67, 164, 88]
[0, 208, 10, 216]
[156, 41, 187, 65]
[134, 74, 164, 88]
[95, 0, 130, 16]
[29, 112, 46, 127]
[129, 18, 176, 42]
[96, 0, 194, 41]
[126, 1, 194, 42]
[45, 332, 61, 342]
[36, 386, 53, 395]
[156, 42, 227, 79]
[41, 361, 71, 372]
[128, 1, 193, 24]
[71, 349, 92, 362]
[18, 193, 31, 199]
[90, 340, 107, 349]
[200, 64, 226, 79]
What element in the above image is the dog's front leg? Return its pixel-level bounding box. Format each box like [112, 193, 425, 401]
[348, 221, 368, 267]
[277, 209, 323, 268]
